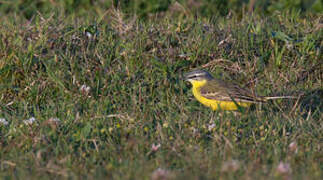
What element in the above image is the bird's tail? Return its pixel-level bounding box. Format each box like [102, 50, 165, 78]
[263, 96, 297, 100]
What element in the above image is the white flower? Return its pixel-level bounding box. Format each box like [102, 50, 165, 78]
[23, 117, 36, 125]
[80, 84, 91, 94]
[151, 143, 161, 152]
[218, 40, 226, 45]
[288, 141, 298, 153]
[86, 32, 92, 39]
[0, 118, 8, 125]
[276, 162, 291, 174]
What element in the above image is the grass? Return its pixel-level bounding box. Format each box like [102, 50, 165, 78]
[0, 7, 322, 179]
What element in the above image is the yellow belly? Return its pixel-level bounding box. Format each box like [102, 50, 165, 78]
[192, 86, 251, 111]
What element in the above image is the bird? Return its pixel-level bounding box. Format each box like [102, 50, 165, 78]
[184, 69, 295, 111]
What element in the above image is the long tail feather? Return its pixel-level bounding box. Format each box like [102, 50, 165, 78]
[264, 96, 296, 100]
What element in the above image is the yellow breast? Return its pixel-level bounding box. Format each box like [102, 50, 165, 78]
[190, 80, 251, 111]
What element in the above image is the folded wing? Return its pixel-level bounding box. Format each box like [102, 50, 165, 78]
[200, 79, 266, 103]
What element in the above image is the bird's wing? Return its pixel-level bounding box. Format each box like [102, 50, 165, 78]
[200, 79, 265, 103]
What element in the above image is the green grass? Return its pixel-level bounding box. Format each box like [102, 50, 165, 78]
[0, 6, 322, 179]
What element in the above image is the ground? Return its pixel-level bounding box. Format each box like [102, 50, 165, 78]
[0, 2, 322, 179]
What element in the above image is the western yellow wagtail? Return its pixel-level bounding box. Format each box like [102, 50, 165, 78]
[184, 70, 295, 111]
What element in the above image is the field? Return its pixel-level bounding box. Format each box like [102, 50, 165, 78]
[0, 1, 322, 179]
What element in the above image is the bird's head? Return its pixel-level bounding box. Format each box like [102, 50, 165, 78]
[184, 70, 214, 86]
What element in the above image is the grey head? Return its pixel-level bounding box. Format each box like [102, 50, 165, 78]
[184, 70, 214, 82]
